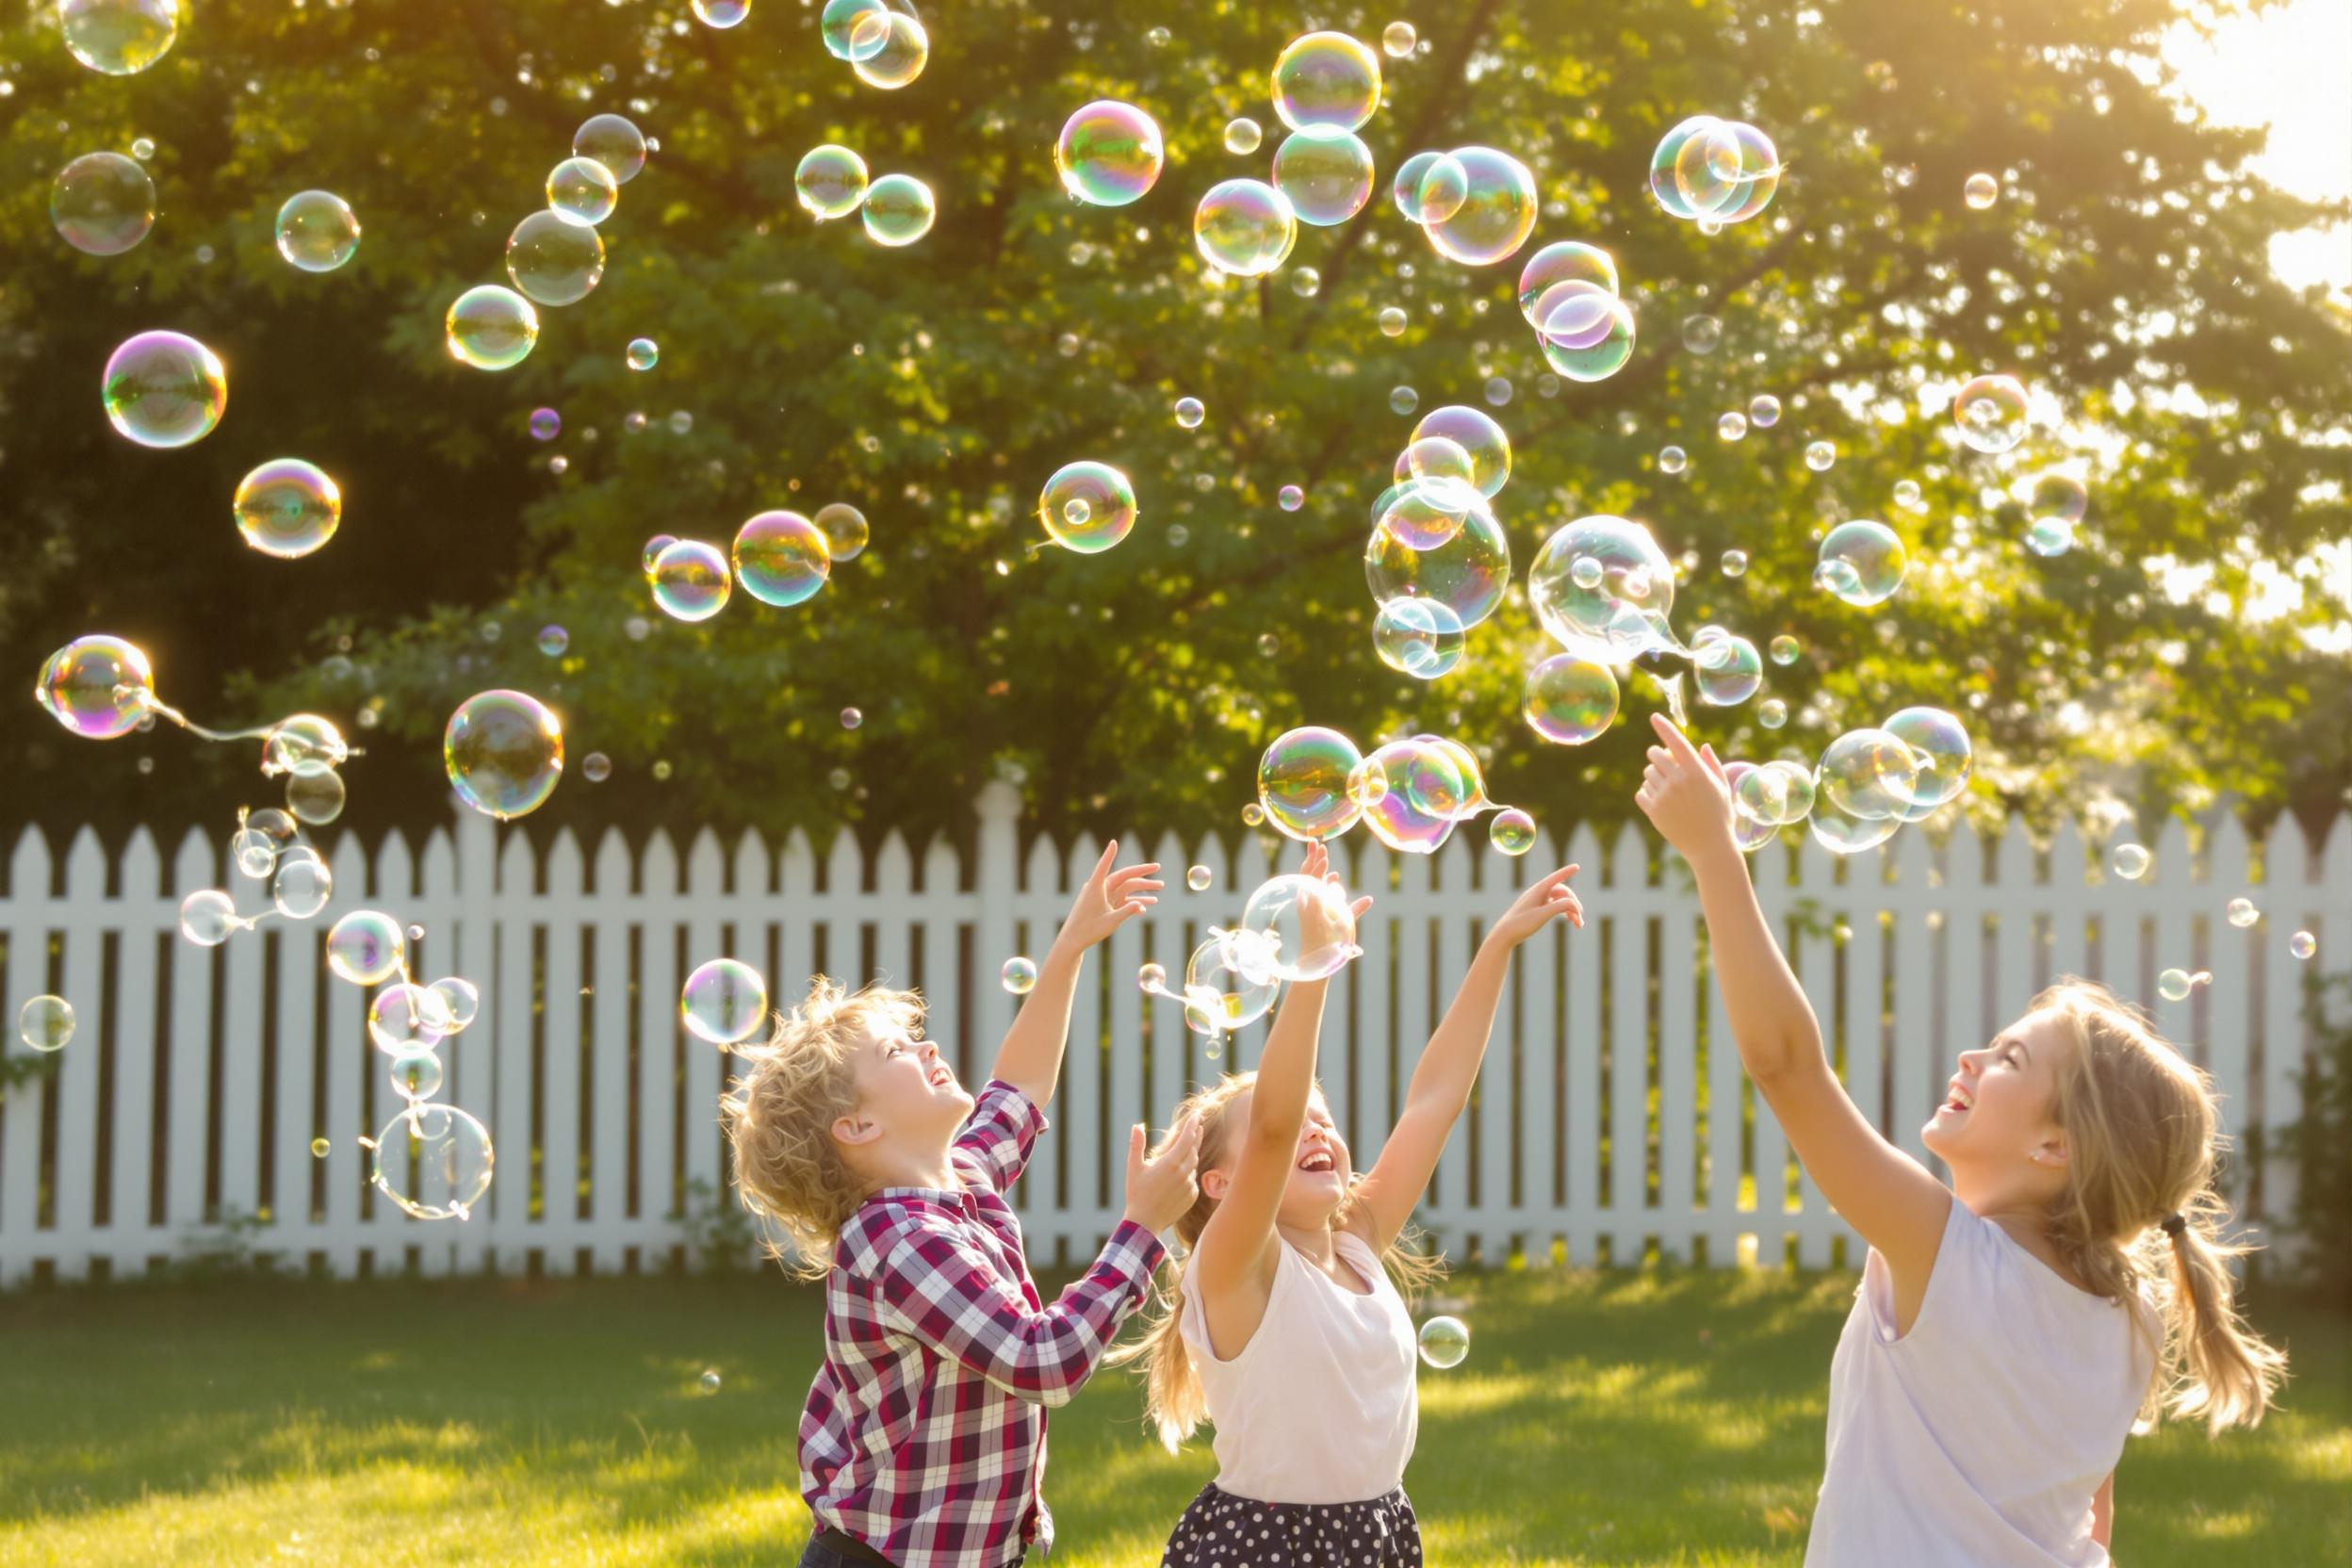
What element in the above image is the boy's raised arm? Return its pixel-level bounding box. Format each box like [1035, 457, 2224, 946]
[989, 841, 1161, 1106]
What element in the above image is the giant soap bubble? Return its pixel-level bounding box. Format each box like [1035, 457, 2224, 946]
[1528, 515, 1677, 664]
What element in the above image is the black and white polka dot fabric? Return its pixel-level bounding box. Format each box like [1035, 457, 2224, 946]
[1160, 1483, 1422, 1567]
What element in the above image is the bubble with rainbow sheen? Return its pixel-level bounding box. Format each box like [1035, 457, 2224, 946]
[2025, 516, 2075, 557]
[445, 689, 564, 821]
[1195, 179, 1298, 278]
[1537, 289, 1636, 384]
[1366, 490, 1511, 629]
[573, 114, 647, 184]
[52, 152, 155, 255]
[1528, 514, 1676, 663]
[275, 190, 361, 272]
[681, 957, 769, 1045]
[852, 11, 928, 89]
[1964, 172, 2000, 209]
[1357, 739, 1461, 854]
[1650, 116, 1780, 223]
[627, 337, 659, 370]
[388, 1047, 444, 1103]
[537, 625, 568, 657]
[1815, 727, 1920, 823]
[1489, 808, 1537, 857]
[1719, 762, 1787, 851]
[19, 996, 75, 1054]
[861, 173, 936, 246]
[693, 0, 748, 27]
[1272, 125, 1376, 227]
[61, 0, 178, 75]
[1038, 461, 1137, 555]
[1235, 874, 1358, 983]
[2289, 930, 2317, 960]
[1953, 374, 2028, 454]
[1271, 30, 1381, 133]
[1883, 706, 1972, 809]
[507, 210, 604, 306]
[2112, 842, 2152, 881]
[1417, 1315, 1469, 1368]
[1257, 726, 1366, 842]
[796, 144, 869, 220]
[1373, 597, 1464, 679]
[1808, 806, 1902, 857]
[813, 502, 868, 561]
[1390, 151, 1468, 224]
[1411, 404, 1511, 498]
[999, 956, 1037, 995]
[1734, 760, 1817, 828]
[1184, 935, 1281, 1035]
[1813, 520, 1907, 608]
[1422, 147, 1537, 266]
[103, 330, 226, 448]
[1659, 446, 1688, 475]
[1516, 241, 1617, 324]
[446, 286, 538, 370]
[733, 511, 832, 606]
[1395, 436, 1476, 495]
[547, 156, 619, 225]
[1524, 655, 1620, 745]
[1377, 476, 1477, 551]
[820, 0, 892, 60]
[37, 635, 155, 740]
[529, 407, 561, 441]
[1223, 117, 1264, 155]
[651, 538, 733, 622]
[1055, 101, 1164, 207]
[1691, 629, 1763, 707]
[235, 458, 342, 560]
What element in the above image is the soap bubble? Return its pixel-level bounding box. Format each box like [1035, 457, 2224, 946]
[537, 625, 568, 658]
[19, 996, 75, 1054]
[693, 0, 748, 26]
[1650, 116, 1780, 223]
[507, 210, 604, 306]
[2020, 469, 2088, 530]
[2112, 843, 2151, 881]
[1235, 874, 1360, 984]
[1734, 759, 1817, 827]
[1357, 740, 1461, 854]
[547, 156, 619, 225]
[446, 286, 539, 370]
[369, 1102, 495, 1222]
[103, 331, 227, 449]
[1194, 179, 1298, 277]
[529, 408, 561, 441]
[1894, 479, 1922, 509]
[1382, 21, 1417, 56]
[1489, 808, 1537, 857]
[327, 911, 406, 986]
[806, 502, 866, 563]
[1280, 485, 1305, 513]
[2226, 898, 2259, 929]
[51, 151, 155, 255]
[310, 1137, 330, 1158]
[1816, 728, 1920, 822]
[1691, 629, 1763, 707]
[1530, 280, 1618, 350]
[1373, 598, 1464, 678]
[234, 459, 342, 560]
[445, 690, 564, 821]
[1769, 635, 1800, 665]
[1411, 405, 1511, 498]
[286, 770, 346, 825]
[1718, 763, 1787, 853]
[852, 10, 929, 88]
[1422, 147, 1538, 267]
[1271, 30, 1381, 133]
[2157, 968, 2211, 1003]
[2025, 517, 2075, 557]
[1758, 698, 1788, 729]
[1173, 397, 1205, 430]
[61, 0, 178, 75]
[276, 190, 361, 272]
[179, 890, 244, 946]
[681, 957, 768, 1044]
[271, 848, 333, 921]
[1808, 807, 1903, 857]
[1683, 315, 1723, 354]
[1517, 241, 1619, 324]
[1223, 117, 1264, 155]
[1964, 172, 1999, 209]
[1718, 412, 1749, 442]
[232, 827, 277, 881]
[1391, 150, 1469, 225]
[1377, 475, 1478, 551]
[1814, 520, 1907, 607]
[1138, 962, 1169, 994]
[1184, 935, 1282, 1036]
[729, 511, 832, 608]
[1038, 461, 1137, 554]
[1417, 1315, 1469, 1368]
[699, 1368, 723, 1392]
[1365, 489, 1511, 628]
[1749, 395, 1782, 428]
[651, 538, 733, 621]
[861, 173, 936, 245]
[574, 114, 646, 184]
[1187, 865, 1213, 892]
[1539, 295, 1636, 383]
[621, 337, 659, 372]
[264, 714, 349, 778]
[387, 1046, 444, 1102]
[1273, 125, 1377, 226]
[1056, 101, 1164, 207]
[1389, 385, 1420, 416]
[1659, 446, 1688, 475]
[1883, 706, 1973, 809]
[1722, 550, 1749, 577]
[795, 144, 870, 220]
[2290, 931, 2317, 960]
[1953, 374, 2028, 454]
[1804, 440, 1837, 472]
[1257, 727, 1366, 842]
[1528, 514, 1677, 663]
[38, 634, 155, 740]
[1396, 436, 1477, 493]
[820, 0, 891, 61]
[1525, 655, 1621, 744]
[368, 982, 451, 1055]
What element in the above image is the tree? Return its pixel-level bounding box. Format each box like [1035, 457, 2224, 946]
[5, 0, 2346, 860]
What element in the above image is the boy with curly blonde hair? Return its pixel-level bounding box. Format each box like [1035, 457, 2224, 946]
[724, 843, 1201, 1568]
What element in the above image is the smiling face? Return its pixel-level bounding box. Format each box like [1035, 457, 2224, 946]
[1200, 1086, 1356, 1232]
[833, 1018, 974, 1177]
[1922, 1007, 2076, 1202]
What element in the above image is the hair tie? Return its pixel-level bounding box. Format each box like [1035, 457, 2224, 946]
[2160, 1213, 2187, 1238]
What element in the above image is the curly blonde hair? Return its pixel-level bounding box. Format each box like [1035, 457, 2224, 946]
[719, 976, 923, 1279]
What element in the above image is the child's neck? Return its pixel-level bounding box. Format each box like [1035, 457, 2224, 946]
[858, 1135, 961, 1196]
[1276, 1217, 1341, 1267]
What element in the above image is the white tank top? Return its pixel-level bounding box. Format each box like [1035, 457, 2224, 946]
[1806, 1199, 2156, 1567]
[1177, 1227, 1419, 1505]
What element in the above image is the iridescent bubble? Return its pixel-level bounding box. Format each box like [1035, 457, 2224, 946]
[1279, 485, 1305, 512]
[1382, 21, 1417, 56]
[1894, 479, 1922, 509]
[1953, 374, 2029, 454]
[19, 995, 76, 1053]
[574, 114, 648, 184]
[37, 634, 155, 741]
[446, 286, 538, 371]
[1722, 550, 1749, 578]
[727, 510, 834, 607]
[51, 151, 155, 255]
[699, 1368, 723, 1393]
[1489, 808, 1536, 857]
[2157, 968, 2212, 1004]
[1377, 475, 1477, 550]
[681, 957, 768, 1045]
[1758, 697, 1788, 729]
[1683, 315, 1723, 354]
[1373, 596, 1465, 679]
[1411, 405, 1511, 498]
[1390, 150, 1468, 225]
[1659, 446, 1689, 475]
[1525, 655, 1621, 744]
[60, 0, 178, 75]
[1417, 1315, 1469, 1369]
[1531, 280, 1618, 351]
[581, 752, 612, 782]
[2290, 931, 2317, 960]
[1651, 116, 1780, 223]
[651, 538, 732, 621]
[102, 331, 226, 449]
[1223, 117, 1264, 155]
[1273, 125, 1377, 227]
[310, 1137, 330, 1158]
[692, 0, 748, 27]
[389, 1047, 445, 1102]
[851, 10, 928, 89]
[1528, 514, 1677, 663]
[327, 910, 406, 986]
[529, 407, 561, 441]
[1884, 706, 1973, 808]
[820, 0, 892, 61]
[1365, 489, 1511, 628]
[1186, 865, 1213, 892]
[1422, 147, 1538, 267]
[1056, 101, 1164, 207]
[627, 337, 659, 371]
[1271, 30, 1382, 133]
[1808, 806, 1903, 857]
[1691, 629, 1763, 707]
[2021, 469, 2089, 531]
[1038, 461, 1137, 554]
[840, 707, 862, 729]
[1964, 172, 1999, 209]
[1814, 520, 1907, 607]
[1719, 762, 1785, 853]
[2226, 898, 2259, 929]
[444, 689, 564, 821]
[1138, 962, 1169, 994]
[1768, 635, 1801, 666]
[1389, 385, 1420, 415]
[861, 173, 936, 245]
[813, 502, 869, 561]
[368, 981, 451, 1055]
[1358, 740, 1461, 854]
[1174, 396, 1205, 429]
[1801, 440, 1836, 472]
[2025, 517, 2075, 557]
[1749, 394, 1782, 428]
[1395, 437, 1477, 498]
[1719, 411, 1749, 442]
[231, 826, 278, 881]
[2112, 843, 2151, 881]
[276, 190, 362, 272]
[1734, 760, 1817, 828]
[507, 210, 604, 306]
[547, 156, 619, 225]
[369, 1102, 494, 1222]
[286, 769, 346, 825]
[1539, 295, 1636, 383]
[1184, 934, 1281, 1034]
[640, 535, 678, 578]
[1257, 727, 1366, 842]
[1816, 728, 1920, 822]
[796, 144, 870, 220]
[1233, 874, 1360, 985]
[1194, 179, 1298, 277]
[234, 459, 342, 560]
[270, 846, 333, 921]
[1516, 241, 1618, 324]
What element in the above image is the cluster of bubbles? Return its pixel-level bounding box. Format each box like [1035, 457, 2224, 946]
[1255, 725, 1537, 860]
[794, 143, 937, 246]
[820, 0, 928, 90]
[1135, 869, 1364, 1048]
[1650, 117, 1781, 228]
[2110, 860, 2319, 974]
[1365, 405, 1516, 677]
[1513, 241, 1635, 384]
[1718, 706, 1976, 856]
[642, 507, 853, 625]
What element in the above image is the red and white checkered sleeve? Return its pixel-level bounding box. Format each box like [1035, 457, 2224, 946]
[949, 1078, 1048, 1195]
[872, 1214, 1164, 1408]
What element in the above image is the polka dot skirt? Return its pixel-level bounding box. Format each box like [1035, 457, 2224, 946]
[1160, 1483, 1422, 1568]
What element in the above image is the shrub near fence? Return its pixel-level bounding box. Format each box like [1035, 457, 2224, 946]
[1, 783, 2345, 1287]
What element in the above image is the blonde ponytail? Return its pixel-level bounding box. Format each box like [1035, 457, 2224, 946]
[1109, 1072, 1447, 1452]
[2152, 1200, 2287, 1433]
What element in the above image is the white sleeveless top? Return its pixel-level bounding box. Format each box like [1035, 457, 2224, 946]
[1178, 1228, 1419, 1505]
[1807, 1200, 2156, 1567]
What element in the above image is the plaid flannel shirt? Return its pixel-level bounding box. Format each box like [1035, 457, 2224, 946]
[799, 1079, 1165, 1568]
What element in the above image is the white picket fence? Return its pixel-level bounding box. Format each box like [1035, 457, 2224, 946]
[1, 783, 2344, 1287]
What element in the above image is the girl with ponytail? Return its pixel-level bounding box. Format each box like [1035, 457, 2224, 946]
[1636, 714, 2284, 1567]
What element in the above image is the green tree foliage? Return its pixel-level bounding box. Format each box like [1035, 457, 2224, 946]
[4, 0, 2346, 855]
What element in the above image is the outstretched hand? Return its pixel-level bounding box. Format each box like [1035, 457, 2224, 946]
[1634, 713, 1740, 864]
[1297, 840, 1375, 959]
[1054, 841, 1163, 955]
[1483, 864, 1585, 949]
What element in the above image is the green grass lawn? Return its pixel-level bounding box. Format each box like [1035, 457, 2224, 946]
[0, 1265, 2343, 1566]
